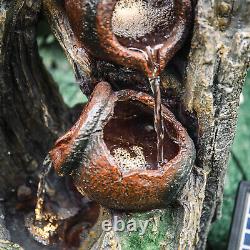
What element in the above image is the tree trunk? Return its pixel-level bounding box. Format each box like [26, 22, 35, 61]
[0, 0, 249, 249]
[0, 0, 71, 247]
[185, 1, 250, 247]
[0, 0, 71, 198]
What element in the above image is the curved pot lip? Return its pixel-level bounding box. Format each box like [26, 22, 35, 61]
[95, 87, 195, 177]
[96, 0, 192, 77]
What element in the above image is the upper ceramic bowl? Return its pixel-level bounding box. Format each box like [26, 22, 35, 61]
[64, 0, 192, 77]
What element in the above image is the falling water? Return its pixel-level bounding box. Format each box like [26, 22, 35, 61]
[35, 156, 52, 221]
[111, 0, 174, 167]
[146, 45, 165, 166]
[149, 75, 165, 165]
[26, 155, 98, 247]
[129, 45, 165, 166]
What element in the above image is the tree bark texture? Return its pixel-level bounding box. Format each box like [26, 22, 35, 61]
[0, 0, 70, 198]
[0, 0, 249, 249]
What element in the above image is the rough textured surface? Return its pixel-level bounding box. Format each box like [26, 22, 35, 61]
[0, 0, 77, 248]
[39, 31, 250, 249]
[0, 205, 10, 241]
[79, 167, 206, 250]
[46, 0, 250, 248]
[184, 0, 250, 248]
[43, 0, 93, 96]
[0, 0, 70, 198]
[46, 0, 249, 248]
[209, 75, 250, 249]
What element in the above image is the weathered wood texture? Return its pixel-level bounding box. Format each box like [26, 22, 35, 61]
[0, 0, 249, 249]
[184, 0, 250, 248]
[0, 0, 70, 198]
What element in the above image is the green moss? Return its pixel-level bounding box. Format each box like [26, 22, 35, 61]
[118, 208, 181, 250]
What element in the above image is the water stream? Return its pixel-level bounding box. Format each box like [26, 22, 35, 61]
[146, 46, 165, 166]
[149, 75, 165, 165]
[128, 45, 165, 167]
[34, 156, 52, 222]
[25, 156, 58, 246]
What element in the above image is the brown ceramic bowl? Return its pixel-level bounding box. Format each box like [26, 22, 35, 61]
[50, 82, 195, 211]
[64, 0, 192, 77]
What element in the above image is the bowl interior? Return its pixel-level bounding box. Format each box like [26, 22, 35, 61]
[103, 100, 179, 172]
[111, 0, 176, 50]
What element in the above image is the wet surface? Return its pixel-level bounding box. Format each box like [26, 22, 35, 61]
[104, 100, 179, 171]
[112, 0, 176, 49]
[3, 169, 100, 250]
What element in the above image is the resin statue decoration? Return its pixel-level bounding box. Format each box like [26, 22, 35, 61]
[27, 0, 196, 248]
[50, 0, 195, 211]
[1, 0, 249, 248]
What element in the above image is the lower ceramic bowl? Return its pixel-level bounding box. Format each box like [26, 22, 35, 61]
[50, 82, 195, 211]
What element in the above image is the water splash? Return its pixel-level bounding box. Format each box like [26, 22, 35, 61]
[35, 156, 52, 222]
[26, 156, 58, 245]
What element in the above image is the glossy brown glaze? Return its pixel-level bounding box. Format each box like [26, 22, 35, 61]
[50, 82, 195, 211]
[64, 0, 192, 77]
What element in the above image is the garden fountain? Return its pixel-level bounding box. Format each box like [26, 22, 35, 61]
[1, 0, 249, 247]
[2, 0, 195, 248]
[56, 0, 193, 209]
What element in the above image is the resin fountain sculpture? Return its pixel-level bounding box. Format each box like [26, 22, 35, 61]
[24, 0, 195, 247]
[49, 0, 195, 211]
